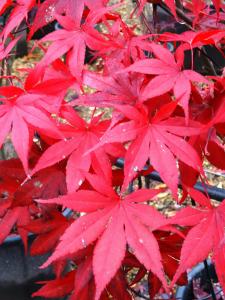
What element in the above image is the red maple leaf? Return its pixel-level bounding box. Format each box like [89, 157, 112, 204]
[33, 271, 75, 298]
[37, 173, 168, 300]
[79, 65, 144, 107]
[28, 0, 108, 39]
[31, 106, 124, 193]
[88, 17, 152, 65]
[122, 42, 209, 121]
[149, 231, 187, 298]
[168, 188, 225, 293]
[36, 6, 117, 81]
[93, 102, 203, 197]
[24, 210, 71, 256]
[34, 247, 132, 300]
[0, 160, 67, 250]
[0, 75, 71, 172]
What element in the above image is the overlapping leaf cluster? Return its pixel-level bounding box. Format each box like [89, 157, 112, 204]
[0, 0, 225, 299]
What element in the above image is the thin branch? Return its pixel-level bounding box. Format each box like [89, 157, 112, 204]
[196, 47, 220, 68]
[175, 0, 183, 11]
[200, 47, 218, 75]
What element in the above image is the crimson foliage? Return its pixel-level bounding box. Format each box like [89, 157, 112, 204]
[0, 0, 225, 299]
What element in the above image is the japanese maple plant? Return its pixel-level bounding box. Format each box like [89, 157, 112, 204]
[0, 0, 225, 299]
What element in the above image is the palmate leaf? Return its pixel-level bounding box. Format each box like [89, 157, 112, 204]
[37, 174, 167, 299]
[24, 210, 71, 256]
[0, 101, 61, 173]
[35, 251, 132, 299]
[0, 73, 74, 173]
[80, 64, 144, 107]
[121, 42, 209, 121]
[36, 6, 117, 81]
[0, 160, 67, 250]
[31, 107, 114, 192]
[169, 191, 225, 291]
[93, 103, 203, 197]
[28, 0, 108, 39]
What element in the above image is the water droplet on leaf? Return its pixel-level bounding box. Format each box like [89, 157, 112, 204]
[33, 137, 39, 143]
[133, 166, 138, 172]
[81, 238, 87, 248]
[45, 5, 56, 23]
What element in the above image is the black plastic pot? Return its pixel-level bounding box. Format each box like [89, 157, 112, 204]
[0, 208, 72, 300]
[0, 235, 66, 300]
